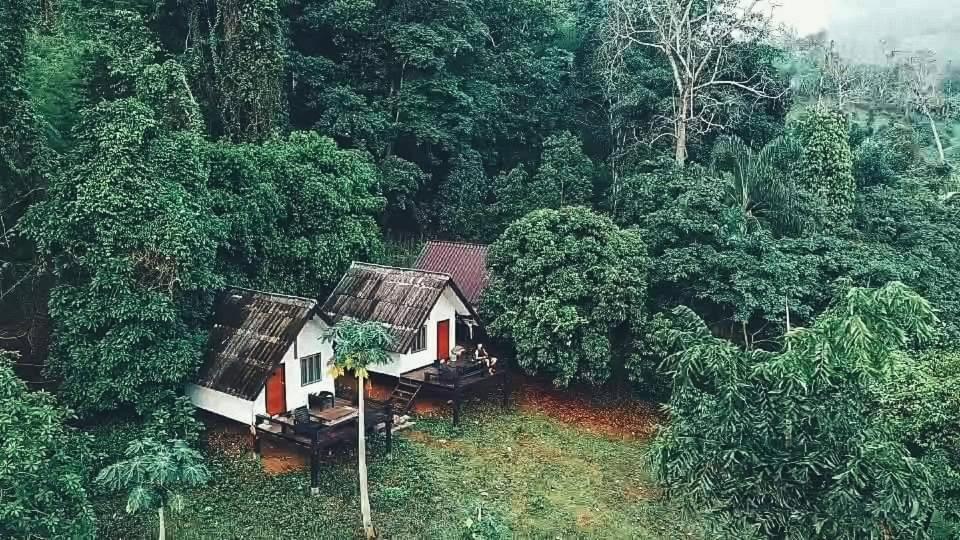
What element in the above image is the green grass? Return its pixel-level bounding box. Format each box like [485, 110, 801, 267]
[94, 405, 700, 539]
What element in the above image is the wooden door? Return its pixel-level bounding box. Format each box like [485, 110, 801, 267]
[265, 365, 286, 416]
[437, 319, 450, 360]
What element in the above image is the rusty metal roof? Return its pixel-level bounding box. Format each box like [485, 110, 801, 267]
[414, 241, 489, 306]
[197, 287, 318, 400]
[320, 263, 478, 353]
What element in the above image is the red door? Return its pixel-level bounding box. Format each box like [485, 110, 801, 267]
[265, 365, 286, 416]
[437, 319, 450, 360]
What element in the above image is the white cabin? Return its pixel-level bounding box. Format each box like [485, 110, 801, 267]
[186, 288, 335, 425]
[320, 263, 481, 377]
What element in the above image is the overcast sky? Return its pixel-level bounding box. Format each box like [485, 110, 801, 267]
[774, 0, 960, 62]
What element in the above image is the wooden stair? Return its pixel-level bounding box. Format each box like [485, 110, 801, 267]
[389, 379, 423, 414]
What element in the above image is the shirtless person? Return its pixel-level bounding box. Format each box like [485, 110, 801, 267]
[475, 343, 497, 375]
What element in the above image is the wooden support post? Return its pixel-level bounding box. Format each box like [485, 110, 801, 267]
[385, 402, 394, 454]
[453, 376, 462, 426]
[253, 433, 262, 456]
[310, 449, 320, 496]
[453, 392, 462, 426]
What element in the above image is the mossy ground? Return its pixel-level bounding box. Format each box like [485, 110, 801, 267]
[94, 401, 699, 539]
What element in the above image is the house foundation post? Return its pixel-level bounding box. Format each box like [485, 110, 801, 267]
[310, 448, 320, 496]
[452, 392, 462, 426]
[453, 376, 462, 426]
[385, 401, 394, 454]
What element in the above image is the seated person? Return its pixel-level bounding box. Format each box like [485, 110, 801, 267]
[474, 344, 497, 375]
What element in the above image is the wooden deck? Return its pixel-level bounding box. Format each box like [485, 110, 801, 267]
[253, 397, 395, 494]
[398, 361, 511, 425]
[399, 362, 495, 389]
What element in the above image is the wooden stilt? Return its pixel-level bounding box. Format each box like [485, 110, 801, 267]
[385, 402, 394, 454]
[310, 449, 320, 496]
[453, 392, 462, 426]
[453, 376, 462, 426]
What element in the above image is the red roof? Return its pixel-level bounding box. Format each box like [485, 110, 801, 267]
[414, 241, 489, 307]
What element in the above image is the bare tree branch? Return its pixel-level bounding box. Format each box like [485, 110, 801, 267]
[601, 0, 783, 165]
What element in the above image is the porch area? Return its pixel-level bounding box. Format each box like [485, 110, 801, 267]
[393, 357, 510, 425]
[253, 397, 395, 494]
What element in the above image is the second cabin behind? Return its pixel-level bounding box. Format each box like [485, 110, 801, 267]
[320, 262, 482, 377]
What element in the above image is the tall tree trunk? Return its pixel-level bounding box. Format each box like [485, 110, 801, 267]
[675, 92, 689, 166]
[926, 110, 946, 165]
[158, 505, 165, 540]
[357, 376, 375, 539]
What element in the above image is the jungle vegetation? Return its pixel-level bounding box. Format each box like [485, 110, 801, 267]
[2, 0, 960, 538]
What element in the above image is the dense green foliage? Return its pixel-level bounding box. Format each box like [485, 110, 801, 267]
[26, 98, 219, 414]
[0, 0, 52, 310]
[485, 207, 648, 387]
[0, 353, 96, 539]
[210, 131, 384, 297]
[654, 283, 937, 538]
[795, 107, 856, 226]
[4, 1, 960, 537]
[880, 350, 960, 533]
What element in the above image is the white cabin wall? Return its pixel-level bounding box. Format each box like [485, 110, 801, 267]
[370, 286, 460, 376]
[186, 384, 258, 425]
[282, 316, 336, 410]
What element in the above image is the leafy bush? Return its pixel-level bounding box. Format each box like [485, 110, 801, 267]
[143, 396, 204, 445]
[654, 283, 936, 538]
[0, 353, 96, 539]
[794, 106, 856, 225]
[880, 350, 960, 531]
[484, 207, 648, 387]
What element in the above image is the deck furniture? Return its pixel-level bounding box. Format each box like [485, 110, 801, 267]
[309, 391, 335, 411]
[253, 400, 394, 495]
[313, 405, 358, 426]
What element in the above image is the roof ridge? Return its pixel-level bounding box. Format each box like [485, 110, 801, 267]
[352, 261, 453, 280]
[223, 285, 317, 305]
[423, 240, 489, 248]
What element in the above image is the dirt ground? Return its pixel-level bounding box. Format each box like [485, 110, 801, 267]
[514, 378, 664, 440]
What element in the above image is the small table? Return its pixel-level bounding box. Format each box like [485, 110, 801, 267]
[314, 406, 358, 426]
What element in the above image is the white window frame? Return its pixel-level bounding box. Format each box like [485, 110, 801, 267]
[300, 353, 324, 386]
[411, 324, 428, 353]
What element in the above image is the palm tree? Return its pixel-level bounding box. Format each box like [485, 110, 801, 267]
[324, 320, 392, 540]
[96, 438, 209, 540]
[711, 135, 804, 236]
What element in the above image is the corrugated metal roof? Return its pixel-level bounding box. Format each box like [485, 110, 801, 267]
[320, 263, 478, 353]
[197, 287, 317, 400]
[414, 241, 489, 306]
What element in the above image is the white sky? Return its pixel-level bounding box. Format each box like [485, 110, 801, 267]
[774, 0, 831, 36]
[771, 0, 960, 62]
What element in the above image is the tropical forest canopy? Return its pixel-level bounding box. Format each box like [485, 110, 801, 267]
[3, 0, 960, 538]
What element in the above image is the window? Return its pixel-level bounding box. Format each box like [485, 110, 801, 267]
[300, 353, 324, 386]
[411, 324, 427, 353]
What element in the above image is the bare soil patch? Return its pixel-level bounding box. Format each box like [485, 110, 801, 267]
[516, 377, 663, 440]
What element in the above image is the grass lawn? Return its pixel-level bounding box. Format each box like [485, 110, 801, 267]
[94, 403, 700, 539]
